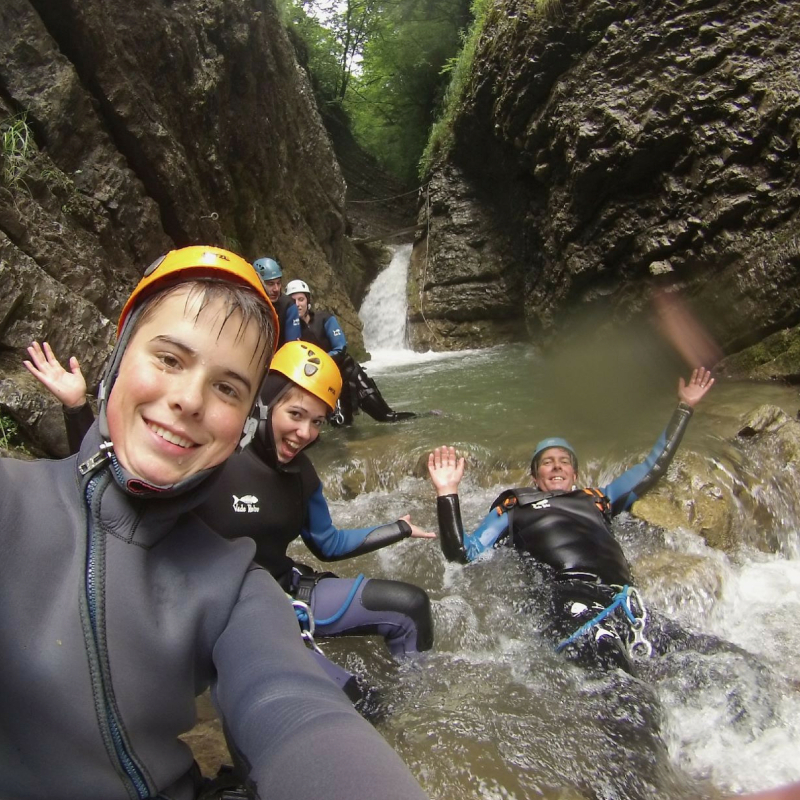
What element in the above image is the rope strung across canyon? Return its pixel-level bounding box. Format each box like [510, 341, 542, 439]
[348, 182, 430, 204]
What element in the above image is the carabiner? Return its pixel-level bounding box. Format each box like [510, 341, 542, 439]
[291, 598, 315, 636]
[624, 589, 653, 658]
[300, 629, 325, 656]
[629, 618, 653, 658]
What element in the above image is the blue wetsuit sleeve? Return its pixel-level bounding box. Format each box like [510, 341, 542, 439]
[299, 483, 384, 561]
[283, 304, 301, 342]
[323, 315, 347, 359]
[437, 494, 510, 563]
[602, 402, 694, 515]
[464, 508, 510, 560]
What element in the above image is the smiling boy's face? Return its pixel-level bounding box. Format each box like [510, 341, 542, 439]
[106, 287, 266, 487]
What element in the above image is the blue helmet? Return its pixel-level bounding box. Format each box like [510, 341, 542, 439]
[253, 257, 282, 281]
[530, 437, 578, 473]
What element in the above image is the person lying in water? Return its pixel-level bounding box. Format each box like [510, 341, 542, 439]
[426, 368, 714, 674]
[24, 339, 436, 700]
[2, 246, 430, 800]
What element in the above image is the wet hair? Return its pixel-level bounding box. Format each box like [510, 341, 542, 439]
[132, 278, 275, 366]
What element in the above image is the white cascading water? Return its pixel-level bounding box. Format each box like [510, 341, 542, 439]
[359, 243, 414, 357]
[359, 243, 482, 372]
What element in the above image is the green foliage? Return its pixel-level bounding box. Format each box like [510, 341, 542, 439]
[1, 112, 35, 189]
[421, 0, 560, 177]
[0, 412, 29, 454]
[281, 0, 473, 183]
[278, 0, 344, 103]
[419, 0, 493, 176]
[345, 0, 473, 182]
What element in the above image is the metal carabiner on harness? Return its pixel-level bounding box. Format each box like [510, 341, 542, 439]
[289, 597, 325, 656]
[623, 586, 653, 658]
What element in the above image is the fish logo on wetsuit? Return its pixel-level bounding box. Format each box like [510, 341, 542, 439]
[232, 494, 260, 513]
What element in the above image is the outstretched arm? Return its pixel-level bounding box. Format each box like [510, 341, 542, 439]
[23, 341, 95, 454]
[428, 447, 470, 563]
[603, 368, 714, 514]
[23, 341, 87, 408]
[428, 445, 465, 496]
[299, 484, 434, 562]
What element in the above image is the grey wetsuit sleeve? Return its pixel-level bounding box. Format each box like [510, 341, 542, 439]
[212, 568, 429, 800]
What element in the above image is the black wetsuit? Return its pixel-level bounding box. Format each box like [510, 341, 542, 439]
[59, 397, 433, 664]
[436, 403, 694, 672]
[297, 310, 414, 425]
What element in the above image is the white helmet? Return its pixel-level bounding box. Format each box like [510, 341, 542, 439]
[285, 279, 311, 296]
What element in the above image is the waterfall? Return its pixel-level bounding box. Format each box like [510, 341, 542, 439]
[359, 244, 413, 356]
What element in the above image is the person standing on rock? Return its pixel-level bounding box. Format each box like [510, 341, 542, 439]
[426, 368, 715, 674]
[3, 246, 431, 800]
[285, 278, 416, 425]
[253, 256, 300, 346]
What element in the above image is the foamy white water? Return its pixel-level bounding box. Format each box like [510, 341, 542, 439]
[359, 243, 489, 371]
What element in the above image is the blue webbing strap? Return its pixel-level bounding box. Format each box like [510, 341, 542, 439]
[555, 585, 637, 652]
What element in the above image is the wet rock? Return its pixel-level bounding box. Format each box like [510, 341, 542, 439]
[419, 0, 800, 353]
[737, 404, 800, 463]
[632, 452, 736, 552]
[0, 0, 353, 455]
[407, 165, 526, 350]
[717, 327, 800, 382]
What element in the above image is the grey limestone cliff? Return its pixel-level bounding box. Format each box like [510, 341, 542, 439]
[411, 0, 800, 365]
[0, 0, 360, 454]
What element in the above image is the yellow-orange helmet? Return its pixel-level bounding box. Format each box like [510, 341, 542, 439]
[269, 341, 342, 411]
[117, 246, 277, 349]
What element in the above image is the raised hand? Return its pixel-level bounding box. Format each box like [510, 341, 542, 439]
[23, 341, 88, 409]
[399, 514, 437, 539]
[678, 366, 714, 408]
[427, 445, 465, 496]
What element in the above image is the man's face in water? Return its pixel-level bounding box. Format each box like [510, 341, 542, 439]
[263, 278, 282, 303]
[106, 288, 266, 486]
[533, 447, 577, 492]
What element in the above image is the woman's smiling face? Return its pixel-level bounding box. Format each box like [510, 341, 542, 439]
[106, 288, 266, 486]
[270, 386, 328, 463]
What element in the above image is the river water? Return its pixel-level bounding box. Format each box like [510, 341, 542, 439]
[297, 247, 800, 800]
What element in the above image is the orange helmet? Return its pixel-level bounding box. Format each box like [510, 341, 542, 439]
[118, 246, 277, 349]
[269, 341, 342, 411]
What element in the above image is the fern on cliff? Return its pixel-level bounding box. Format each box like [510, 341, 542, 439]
[420, 0, 558, 177]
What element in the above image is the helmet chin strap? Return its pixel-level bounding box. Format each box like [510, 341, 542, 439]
[97, 304, 146, 441]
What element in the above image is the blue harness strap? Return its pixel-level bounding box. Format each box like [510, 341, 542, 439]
[555, 585, 652, 657]
[290, 573, 366, 629]
[315, 574, 366, 626]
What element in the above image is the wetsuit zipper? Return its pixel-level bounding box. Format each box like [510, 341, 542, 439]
[83, 458, 151, 799]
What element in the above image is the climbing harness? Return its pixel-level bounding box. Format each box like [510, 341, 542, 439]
[289, 573, 366, 654]
[555, 585, 653, 658]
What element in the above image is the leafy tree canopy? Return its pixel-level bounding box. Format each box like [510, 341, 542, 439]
[278, 0, 473, 182]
